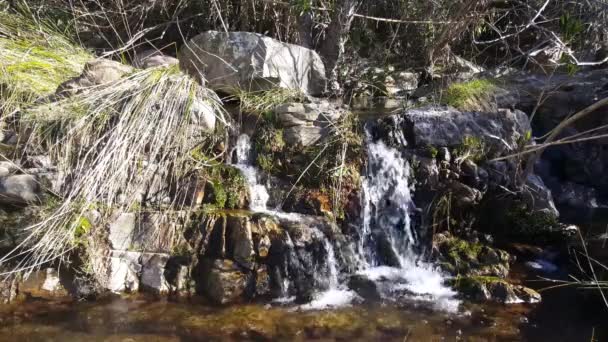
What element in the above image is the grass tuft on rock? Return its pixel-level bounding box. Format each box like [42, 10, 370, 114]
[442, 79, 497, 111]
[0, 11, 91, 114]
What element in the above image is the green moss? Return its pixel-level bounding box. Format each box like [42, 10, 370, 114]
[505, 202, 562, 242]
[445, 237, 484, 263]
[205, 165, 248, 210]
[451, 275, 505, 293]
[443, 79, 497, 110]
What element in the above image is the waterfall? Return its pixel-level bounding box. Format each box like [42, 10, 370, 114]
[356, 124, 459, 312]
[233, 134, 270, 211]
[232, 134, 351, 308]
[232, 130, 458, 312]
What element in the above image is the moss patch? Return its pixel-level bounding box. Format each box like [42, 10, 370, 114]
[201, 165, 249, 210]
[442, 79, 497, 111]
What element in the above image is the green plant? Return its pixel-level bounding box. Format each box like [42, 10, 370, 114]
[454, 136, 487, 163]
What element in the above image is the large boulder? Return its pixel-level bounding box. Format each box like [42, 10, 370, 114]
[179, 31, 326, 95]
[403, 106, 530, 154]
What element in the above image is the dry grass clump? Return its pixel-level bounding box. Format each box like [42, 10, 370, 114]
[1, 63, 228, 275]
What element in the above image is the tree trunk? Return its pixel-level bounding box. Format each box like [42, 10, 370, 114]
[318, 0, 360, 95]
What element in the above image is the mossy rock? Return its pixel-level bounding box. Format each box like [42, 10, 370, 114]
[434, 233, 510, 278]
[450, 275, 541, 304]
[202, 165, 249, 210]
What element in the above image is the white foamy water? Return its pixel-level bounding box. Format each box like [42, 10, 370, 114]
[233, 134, 270, 211]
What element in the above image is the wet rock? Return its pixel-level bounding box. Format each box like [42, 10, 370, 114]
[524, 174, 559, 218]
[347, 274, 381, 301]
[452, 276, 541, 304]
[199, 259, 248, 305]
[252, 264, 271, 297]
[140, 254, 170, 294]
[0, 174, 40, 205]
[434, 233, 510, 278]
[179, 31, 326, 96]
[56, 59, 134, 97]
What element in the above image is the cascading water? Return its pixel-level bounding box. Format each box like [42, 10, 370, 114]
[232, 134, 350, 307]
[355, 123, 459, 312]
[233, 134, 270, 211]
[231, 130, 458, 312]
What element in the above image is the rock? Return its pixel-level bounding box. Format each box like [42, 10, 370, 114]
[448, 181, 483, 208]
[524, 174, 559, 218]
[108, 212, 137, 250]
[347, 274, 381, 301]
[434, 233, 510, 278]
[107, 250, 141, 293]
[190, 97, 216, 132]
[179, 31, 326, 95]
[133, 50, 179, 69]
[17, 268, 68, 299]
[453, 276, 541, 304]
[140, 254, 170, 294]
[0, 275, 18, 304]
[0, 161, 17, 177]
[525, 259, 559, 274]
[227, 215, 255, 269]
[56, 59, 134, 96]
[41, 268, 62, 292]
[554, 181, 599, 210]
[253, 265, 271, 297]
[403, 106, 530, 154]
[199, 259, 248, 305]
[0, 174, 40, 205]
[275, 100, 344, 146]
[391, 71, 419, 94]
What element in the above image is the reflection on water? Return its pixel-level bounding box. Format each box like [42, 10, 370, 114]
[0, 293, 605, 342]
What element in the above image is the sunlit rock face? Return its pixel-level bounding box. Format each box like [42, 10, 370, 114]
[179, 31, 326, 96]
